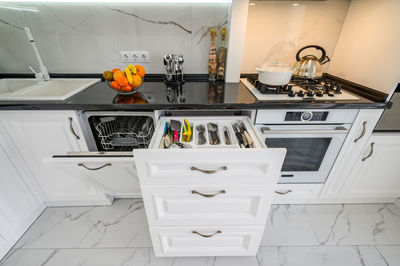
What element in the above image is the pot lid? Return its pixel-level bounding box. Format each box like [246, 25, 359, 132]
[257, 59, 295, 72]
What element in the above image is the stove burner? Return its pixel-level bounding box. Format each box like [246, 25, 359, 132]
[246, 74, 343, 97]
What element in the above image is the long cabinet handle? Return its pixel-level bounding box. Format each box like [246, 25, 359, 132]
[354, 121, 367, 143]
[361, 142, 375, 162]
[192, 190, 226, 198]
[69, 117, 80, 140]
[275, 190, 292, 195]
[191, 166, 227, 174]
[78, 163, 112, 170]
[193, 230, 221, 238]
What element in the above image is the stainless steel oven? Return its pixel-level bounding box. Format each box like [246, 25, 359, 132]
[255, 109, 358, 184]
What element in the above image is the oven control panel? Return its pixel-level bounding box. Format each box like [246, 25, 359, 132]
[285, 111, 328, 122]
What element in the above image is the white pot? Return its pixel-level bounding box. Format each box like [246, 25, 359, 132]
[256, 60, 295, 86]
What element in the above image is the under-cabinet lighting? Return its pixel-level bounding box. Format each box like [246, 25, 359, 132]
[0, 4, 39, 12]
[292, 3, 299, 6]
[249, 2, 256, 6]
[0, 0, 231, 3]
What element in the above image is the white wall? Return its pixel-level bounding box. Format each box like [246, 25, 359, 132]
[328, 0, 400, 94]
[241, 0, 350, 73]
[0, 2, 230, 74]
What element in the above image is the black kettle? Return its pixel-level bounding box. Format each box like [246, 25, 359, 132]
[293, 45, 330, 78]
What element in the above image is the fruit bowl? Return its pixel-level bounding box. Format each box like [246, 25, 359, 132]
[105, 79, 143, 95]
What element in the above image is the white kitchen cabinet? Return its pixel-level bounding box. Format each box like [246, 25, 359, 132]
[0, 124, 44, 260]
[0, 111, 110, 206]
[272, 184, 323, 204]
[320, 109, 384, 199]
[48, 157, 141, 198]
[339, 133, 400, 201]
[134, 116, 286, 257]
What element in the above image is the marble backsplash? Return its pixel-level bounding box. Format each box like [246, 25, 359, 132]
[241, 0, 350, 74]
[0, 3, 230, 74]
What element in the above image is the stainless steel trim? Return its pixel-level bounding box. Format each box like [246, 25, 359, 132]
[192, 190, 226, 198]
[78, 163, 112, 170]
[69, 117, 80, 140]
[354, 121, 367, 143]
[191, 166, 228, 174]
[260, 127, 348, 135]
[275, 190, 292, 195]
[361, 142, 375, 162]
[192, 230, 221, 238]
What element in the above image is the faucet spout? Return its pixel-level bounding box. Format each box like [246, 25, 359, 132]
[24, 27, 50, 81]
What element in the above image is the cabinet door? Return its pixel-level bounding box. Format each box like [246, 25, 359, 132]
[340, 133, 400, 200]
[0, 140, 39, 239]
[320, 109, 384, 198]
[48, 157, 141, 197]
[0, 111, 108, 205]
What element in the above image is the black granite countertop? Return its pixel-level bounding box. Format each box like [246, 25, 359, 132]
[0, 76, 391, 110]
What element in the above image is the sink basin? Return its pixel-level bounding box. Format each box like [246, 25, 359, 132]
[0, 78, 100, 101]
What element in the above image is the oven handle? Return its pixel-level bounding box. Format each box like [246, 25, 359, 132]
[260, 126, 348, 135]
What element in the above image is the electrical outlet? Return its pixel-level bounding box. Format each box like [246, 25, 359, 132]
[119, 51, 150, 63]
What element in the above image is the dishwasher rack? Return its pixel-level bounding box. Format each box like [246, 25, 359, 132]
[94, 116, 154, 151]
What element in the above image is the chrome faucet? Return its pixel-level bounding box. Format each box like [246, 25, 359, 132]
[24, 27, 50, 81]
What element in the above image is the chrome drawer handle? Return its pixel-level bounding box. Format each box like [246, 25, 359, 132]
[191, 166, 227, 174]
[193, 230, 221, 238]
[69, 117, 80, 140]
[78, 163, 111, 170]
[275, 190, 292, 195]
[361, 142, 374, 162]
[354, 121, 367, 143]
[192, 190, 226, 198]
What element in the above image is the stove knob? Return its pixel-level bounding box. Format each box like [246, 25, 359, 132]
[288, 90, 295, 97]
[297, 90, 304, 97]
[328, 91, 335, 97]
[307, 89, 315, 97]
[316, 89, 324, 97]
[336, 84, 342, 94]
[301, 111, 313, 121]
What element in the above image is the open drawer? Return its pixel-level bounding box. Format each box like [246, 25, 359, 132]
[134, 116, 287, 186]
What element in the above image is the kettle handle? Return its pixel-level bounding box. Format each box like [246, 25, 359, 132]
[296, 45, 330, 64]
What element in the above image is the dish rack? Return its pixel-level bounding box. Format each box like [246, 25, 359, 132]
[94, 116, 154, 151]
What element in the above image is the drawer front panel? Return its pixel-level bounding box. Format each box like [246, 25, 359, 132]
[150, 226, 264, 257]
[142, 185, 273, 226]
[272, 184, 323, 204]
[47, 157, 140, 197]
[134, 149, 286, 185]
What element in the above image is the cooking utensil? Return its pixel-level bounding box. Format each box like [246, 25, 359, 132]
[232, 123, 245, 148]
[256, 59, 295, 86]
[223, 126, 231, 145]
[207, 123, 220, 145]
[196, 125, 206, 145]
[182, 119, 192, 142]
[293, 45, 330, 78]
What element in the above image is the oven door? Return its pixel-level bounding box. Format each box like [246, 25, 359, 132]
[255, 124, 350, 184]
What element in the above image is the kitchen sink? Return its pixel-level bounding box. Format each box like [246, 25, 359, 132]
[0, 78, 100, 101]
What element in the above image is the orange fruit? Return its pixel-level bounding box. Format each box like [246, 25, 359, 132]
[113, 70, 125, 81]
[117, 77, 129, 87]
[112, 68, 121, 73]
[131, 75, 142, 87]
[135, 65, 146, 78]
[120, 84, 133, 92]
[110, 81, 121, 90]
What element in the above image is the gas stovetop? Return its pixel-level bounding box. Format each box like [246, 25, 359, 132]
[242, 75, 359, 101]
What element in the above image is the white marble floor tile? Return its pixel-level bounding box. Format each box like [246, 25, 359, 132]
[0, 248, 258, 266]
[14, 199, 151, 249]
[261, 204, 400, 246]
[375, 246, 400, 265]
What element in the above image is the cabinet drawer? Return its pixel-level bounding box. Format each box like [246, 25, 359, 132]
[142, 185, 274, 226]
[150, 226, 264, 257]
[134, 116, 286, 186]
[47, 157, 140, 197]
[272, 184, 323, 203]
